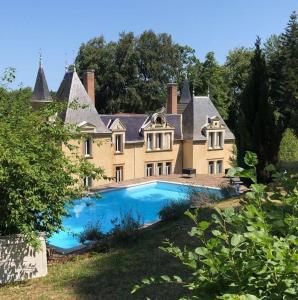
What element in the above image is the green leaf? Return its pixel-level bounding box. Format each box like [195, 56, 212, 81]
[161, 275, 171, 282]
[231, 234, 244, 246]
[244, 151, 258, 167]
[195, 247, 209, 256]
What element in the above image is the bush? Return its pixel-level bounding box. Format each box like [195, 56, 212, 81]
[110, 211, 143, 245]
[220, 183, 237, 199]
[279, 128, 298, 162]
[158, 200, 190, 221]
[78, 221, 104, 244]
[133, 152, 298, 299]
[188, 187, 220, 207]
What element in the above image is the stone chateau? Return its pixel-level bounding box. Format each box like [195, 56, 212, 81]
[31, 63, 235, 187]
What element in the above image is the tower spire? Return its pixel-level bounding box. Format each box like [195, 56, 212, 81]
[39, 49, 43, 68]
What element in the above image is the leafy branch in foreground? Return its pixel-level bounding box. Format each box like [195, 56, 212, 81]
[0, 87, 105, 248]
[132, 151, 298, 299]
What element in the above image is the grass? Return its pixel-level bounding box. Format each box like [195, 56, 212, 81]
[0, 198, 240, 300]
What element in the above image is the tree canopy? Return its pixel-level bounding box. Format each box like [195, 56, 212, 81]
[0, 83, 105, 246]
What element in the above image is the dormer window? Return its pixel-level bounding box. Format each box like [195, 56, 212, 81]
[208, 131, 224, 149]
[156, 133, 163, 149]
[84, 138, 92, 157]
[156, 116, 162, 124]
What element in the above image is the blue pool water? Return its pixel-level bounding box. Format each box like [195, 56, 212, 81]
[48, 181, 222, 249]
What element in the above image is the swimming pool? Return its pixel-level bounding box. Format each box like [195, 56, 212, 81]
[48, 181, 223, 250]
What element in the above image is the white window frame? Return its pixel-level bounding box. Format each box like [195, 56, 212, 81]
[165, 162, 171, 175]
[115, 134, 123, 153]
[147, 133, 153, 151]
[208, 161, 215, 174]
[115, 166, 123, 182]
[146, 163, 154, 177]
[84, 176, 92, 187]
[84, 137, 92, 157]
[216, 160, 223, 174]
[157, 162, 163, 175]
[156, 133, 163, 150]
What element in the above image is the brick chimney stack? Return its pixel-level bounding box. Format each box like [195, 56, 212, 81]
[167, 83, 177, 114]
[83, 70, 95, 105]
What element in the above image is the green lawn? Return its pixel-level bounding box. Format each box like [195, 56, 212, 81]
[0, 199, 239, 300]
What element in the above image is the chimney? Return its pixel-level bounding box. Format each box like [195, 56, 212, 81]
[83, 70, 95, 105]
[167, 83, 177, 114]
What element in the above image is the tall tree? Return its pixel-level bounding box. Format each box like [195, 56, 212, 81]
[237, 38, 280, 181]
[76, 31, 196, 113]
[192, 52, 230, 119]
[268, 11, 298, 134]
[224, 47, 253, 130]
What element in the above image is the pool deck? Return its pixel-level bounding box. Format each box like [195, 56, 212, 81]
[91, 174, 230, 193]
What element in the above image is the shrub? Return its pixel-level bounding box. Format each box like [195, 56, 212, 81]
[78, 221, 104, 244]
[158, 200, 190, 221]
[110, 211, 143, 245]
[220, 183, 237, 199]
[188, 187, 220, 207]
[132, 152, 298, 299]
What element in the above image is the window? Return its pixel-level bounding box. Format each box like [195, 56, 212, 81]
[115, 134, 123, 152]
[147, 133, 153, 151]
[164, 133, 171, 150]
[146, 163, 154, 177]
[115, 166, 123, 182]
[83, 176, 92, 187]
[216, 132, 223, 148]
[84, 138, 91, 157]
[208, 161, 214, 174]
[156, 116, 162, 124]
[216, 160, 223, 174]
[165, 162, 171, 175]
[157, 162, 163, 175]
[208, 132, 214, 148]
[156, 133, 162, 149]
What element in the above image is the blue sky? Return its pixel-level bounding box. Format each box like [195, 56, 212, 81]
[0, 0, 297, 90]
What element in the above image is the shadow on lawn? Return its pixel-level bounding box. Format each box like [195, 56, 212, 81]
[69, 218, 195, 300]
[69, 208, 217, 300]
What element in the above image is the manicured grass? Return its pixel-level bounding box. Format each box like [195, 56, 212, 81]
[0, 199, 240, 300]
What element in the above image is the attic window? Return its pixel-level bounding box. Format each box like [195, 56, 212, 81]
[156, 116, 162, 124]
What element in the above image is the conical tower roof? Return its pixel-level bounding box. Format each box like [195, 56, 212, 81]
[32, 64, 52, 102]
[56, 71, 110, 134]
[180, 79, 192, 104]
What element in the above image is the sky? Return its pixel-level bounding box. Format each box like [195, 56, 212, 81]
[0, 0, 297, 91]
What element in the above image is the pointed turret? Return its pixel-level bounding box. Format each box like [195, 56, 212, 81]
[32, 57, 52, 110]
[180, 79, 192, 104]
[56, 70, 110, 134]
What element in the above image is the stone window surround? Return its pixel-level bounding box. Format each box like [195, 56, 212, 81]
[112, 132, 125, 154]
[207, 130, 225, 150]
[145, 131, 173, 152]
[208, 159, 223, 175]
[115, 165, 124, 182]
[145, 160, 172, 177]
[83, 136, 92, 158]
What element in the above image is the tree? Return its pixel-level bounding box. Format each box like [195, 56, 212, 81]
[0, 83, 104, 247]
[75, 31, 196, 114]
[224, 47, 253, 130]
[192, 52, 230, 119]
[267, 11, 298, 134]
[237, 38, 280, 181]
[133, 152, 298, 299]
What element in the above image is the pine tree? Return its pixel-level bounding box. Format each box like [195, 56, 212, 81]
[238, 38, 280, 182]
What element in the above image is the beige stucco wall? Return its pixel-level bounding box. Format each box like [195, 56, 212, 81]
[64, 134, 234, 186]
[192, 140, 234, 174]
[0, 234, 47, 284]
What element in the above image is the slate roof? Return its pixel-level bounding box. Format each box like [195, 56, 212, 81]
[32, 66, 52, 102]
[180, 79, 192, 104]
[182, 96, 235, 141]
[100, 114, 183, 142]
[56, 71, 110, 134]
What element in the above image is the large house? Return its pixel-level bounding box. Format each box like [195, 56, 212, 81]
[32, 63, 235, 187]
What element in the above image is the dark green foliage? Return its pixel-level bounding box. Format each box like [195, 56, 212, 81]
[110, 211, 143, 245]
[0, 81, 105, 247]
[78, 221, 104, 244]
[75, 31, 196, 114]
[133, 152, 298, 299]
[237, 38, 280, 182]
[267, 12, 298, 134]
[219, 184, 237, 199]
[158, 200, 190, 221]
